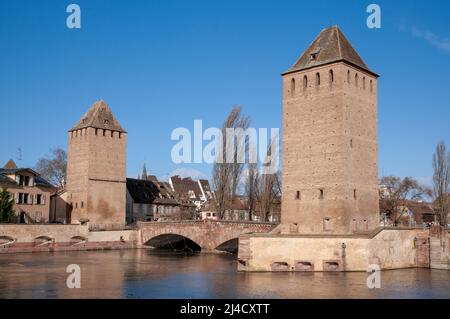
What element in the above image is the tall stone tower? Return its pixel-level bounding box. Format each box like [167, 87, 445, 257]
[66, 100, 127, 225]
[281, 26, 379, 234]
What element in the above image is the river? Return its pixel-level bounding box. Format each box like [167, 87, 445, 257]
[0, 249, 449, 298]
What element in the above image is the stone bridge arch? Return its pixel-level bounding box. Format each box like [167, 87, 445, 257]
[138, 220, 275, 252]
[141, 223, 205, 251]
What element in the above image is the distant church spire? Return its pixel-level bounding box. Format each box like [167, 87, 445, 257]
[142, 163, 148, 180]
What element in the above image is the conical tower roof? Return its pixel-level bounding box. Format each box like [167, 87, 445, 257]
[283, 25, 378, 77]
[69, 100, 126, 133]
[3, 159, 17, 169]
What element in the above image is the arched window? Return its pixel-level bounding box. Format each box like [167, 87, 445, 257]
[303, 75, 308, 91]
[347, 70, 350, 84]
[329, 69, 334, 88]
[315, 72, 320, 86]
[290, 78, 295, 96]
[363, 77, 366, 90]
[355, 73, 358, 88]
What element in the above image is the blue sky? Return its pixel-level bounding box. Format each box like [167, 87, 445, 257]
[1, 0, 449, 185]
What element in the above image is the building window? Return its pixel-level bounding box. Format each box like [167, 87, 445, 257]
[319, 189, 324, 199]
[290, 78, 295, 96]
[350, 139, 353, 148]
[303, 75, 308, 91]
[353, 189, 357, 200]
[363, 77, 366, 90]
[119, 132, 122, 139]
[95, 128, 98, 135]
[355, 74, 358, 87]
[111, 131, 114, 138]
[329, 69, 334, 87]
[19, 175, 31, 186]
[81, 201, 84, 208]
[347, 70, 350, 84]
[75, 202, 78, 209]
[370, 80, 373, 93]
[36, 194, 42, 205]
[103, 130, 106, 136]
[323, 218, 332, 231]
[295, 191, 301, 200]
[315, 72, 320, 86]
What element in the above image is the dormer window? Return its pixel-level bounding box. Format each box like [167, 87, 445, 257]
[309, 48, 320, 61]
[104, 119, 109, 125]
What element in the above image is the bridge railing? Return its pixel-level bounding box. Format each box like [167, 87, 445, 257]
[137, 219, 278, 226]
[88, 224, 136, 231]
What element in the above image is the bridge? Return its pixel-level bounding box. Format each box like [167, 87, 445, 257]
[138, 220, 276, 252]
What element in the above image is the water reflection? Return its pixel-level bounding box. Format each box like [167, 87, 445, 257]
[0, 249, 448, 299]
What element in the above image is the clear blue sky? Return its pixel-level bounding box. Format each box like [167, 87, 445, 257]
[1, 0, 449, 185]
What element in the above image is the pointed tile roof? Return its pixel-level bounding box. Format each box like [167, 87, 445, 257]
[69, 100, 126, 133]
[3, 159, 17, 169]
[283, 25, 378, 77]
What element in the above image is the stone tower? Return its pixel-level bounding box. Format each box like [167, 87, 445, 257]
[281, 26, 379, 234]
[66, 100, 127, 225]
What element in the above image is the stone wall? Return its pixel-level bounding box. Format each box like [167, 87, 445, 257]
[67, 127, 127, 225]
[238, 228, 429, 272]
[430, 230, 450, 270]
[0, 224, 138, 253]
[281, 62, 379, 234]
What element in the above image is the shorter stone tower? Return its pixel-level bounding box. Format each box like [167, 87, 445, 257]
[66, 100, 127, 225]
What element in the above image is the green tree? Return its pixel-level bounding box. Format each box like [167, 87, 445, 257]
[0, 188, 14, 223]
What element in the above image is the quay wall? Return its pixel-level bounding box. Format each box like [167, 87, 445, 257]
[238, 228, 432, 272]
[0, 224, 140, 253]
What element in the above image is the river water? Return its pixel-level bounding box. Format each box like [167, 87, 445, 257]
[0, 249, 449, 299]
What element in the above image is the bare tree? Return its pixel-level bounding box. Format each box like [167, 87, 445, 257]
[230, 115, 251, 198]
[35, 148, 67, 188]
[432, 141, 450, 227]
[379, 176, 432, 226]
[212, 106, 251, 219]
[244, 162, 259, 221]
[256, 140, 281, 222]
